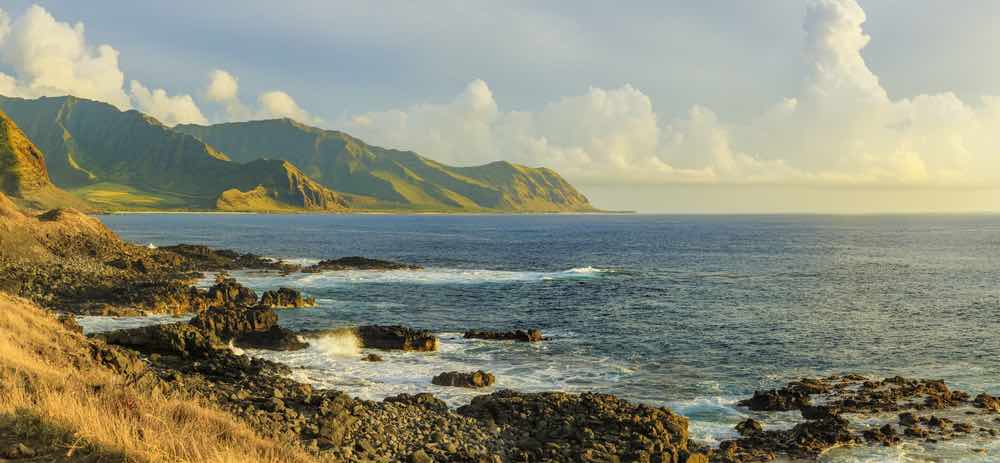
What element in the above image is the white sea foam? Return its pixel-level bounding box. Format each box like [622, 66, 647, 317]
[223, 266, 612, 291]
[312, 329, 362, 357]
[75, 314, 191, 334]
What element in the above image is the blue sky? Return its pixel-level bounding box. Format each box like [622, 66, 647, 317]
[2, 1, 1000, 212]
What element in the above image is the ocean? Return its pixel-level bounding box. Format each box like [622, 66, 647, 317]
[85, 213, 1000, 461]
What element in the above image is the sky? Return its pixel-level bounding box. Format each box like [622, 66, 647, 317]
[1, 1, 999, 213]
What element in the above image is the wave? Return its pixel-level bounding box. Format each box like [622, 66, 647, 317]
[225, 266, 614, 290]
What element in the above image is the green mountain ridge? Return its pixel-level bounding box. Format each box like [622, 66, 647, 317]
[0, 95, 595, 213]
[0, 108, 90, 211]
[175, 119, 595, 212]
[0, 95, 346, 211]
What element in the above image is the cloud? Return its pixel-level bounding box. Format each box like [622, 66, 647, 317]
[0, 5, 130, 109]
[257, 90, 314, 122]
[338, 0, 1000, 188]
[129, 80, 207, 126]
[205, 69, 238, 102]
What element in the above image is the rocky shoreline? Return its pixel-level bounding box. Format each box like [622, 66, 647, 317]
[2, 195, 999, 462]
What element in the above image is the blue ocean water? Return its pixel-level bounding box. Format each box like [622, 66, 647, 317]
[96, 213, 1000, 458]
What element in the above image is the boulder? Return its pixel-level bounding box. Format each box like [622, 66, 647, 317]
[356, 325, 438, 351]
[975, 393, 1000, 412]
[190, 305, 306, 351]
[302, 256, 421, 273]
[94, 323, 222, 358]
[432, 370, 495, 388]
[384, 392, 449, 413]
[458, 390, 696, 462]
[259, 287, 315, 308]
[361, 353, 383, 362]
[738, 388, 811, 411]
[206, 277, 258, 308]
[735, 418, 763, 436]
[463, 328, 544, 342]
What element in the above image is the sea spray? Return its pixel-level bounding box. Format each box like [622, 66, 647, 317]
[227, 339, 245, 356]
[313, 328, 362, 357]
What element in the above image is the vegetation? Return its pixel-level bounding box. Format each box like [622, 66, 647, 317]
[0, 293, 318, 462]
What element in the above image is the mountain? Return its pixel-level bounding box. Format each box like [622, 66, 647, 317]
[0, 96, 347, 212]
[175, 119, 595, 212]
[0, 109, 90, 211]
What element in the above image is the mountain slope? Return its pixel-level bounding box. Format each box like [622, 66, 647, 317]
[0, 109, 90, 211]
[175, 119, 595, 212]
[0, 96, 347, 212]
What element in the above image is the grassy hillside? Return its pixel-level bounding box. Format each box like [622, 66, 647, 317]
[0, 293, 317, 463]
[0, 96, 346, 212]
[176, 119, 596, 212]
[0, 109, 91, 211]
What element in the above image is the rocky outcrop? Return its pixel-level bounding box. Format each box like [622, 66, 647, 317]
[160, 244, 300, 272]
[259, 287, 315, 308]
[0, 109, 89, 211]
[458, 390, 703, 463]
[190, 305, 306, 351]
[355, 325, 438, 351]
[464, 329, 544, 342]
[205, 277, 258, 308]
[432, 370, 495, 388]
[94, 323, 223, 358]
[302, 256, 422, 273]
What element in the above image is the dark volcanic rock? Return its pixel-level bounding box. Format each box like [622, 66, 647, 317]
[161, 244, 300, 272]
[361, 353, 383, 362]
[464, 328, 544, 342]
[302, 256, 421, 273]
[718, 416, 855, 460]
[458, 390, 704, 463]
[206, 277, 258, 308]
[975, 393, 1000, 412]
[190, 305, 306, 351]
[384, 393, 449, 413]
[735, 418, 763, 436]
[432, 370, 495, 388]
[356, 325, 438, 351]
[738, 388, 811, 411]
[863, 424, 901, 446]
[259, 287, 315, 308]
[94, 323, 223, 358]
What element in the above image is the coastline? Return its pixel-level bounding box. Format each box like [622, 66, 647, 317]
[3, 195, 1000, 462]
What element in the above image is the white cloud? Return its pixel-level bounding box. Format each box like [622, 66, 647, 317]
[205, 69, 238, 102]
[0, 5, 130, 109]
[258, 90, 314, 123]
[129, 80, 207, 126]
[338, 0, 1000, 188]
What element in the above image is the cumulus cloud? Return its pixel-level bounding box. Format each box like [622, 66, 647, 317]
[339, 0, 1000, 188]
[201, 69, 318, 124]
[0, 5, 130, 109]
[258, 90, 314, 122]
[129, 80, 207, 126]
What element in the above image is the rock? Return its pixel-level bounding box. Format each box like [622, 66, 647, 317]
[384, 393, 449, 413]
[463, 328, 544, 342]
[721, 416, 855, 460]
[356, 325, 438, 351]
[161, 244, 298, 272]
[3, 443, 35, 459]
[801, 404, 839, 420]
[863, 424, 900, 446]
[190, 305, 277, 339]
[432, 370, 495, 388]
[738, 388, 810, 411]
[94, 322, 222, 357]
[235, 326, 308, 351]
[459, 390, 692, 462]
[975, 393, 1000, 412]
[361, 353, 384, 362]
[735, 418, 763, 436]
[205, 277, 258, 308]
[302, 256, 421, 273]
[259, 287, 315, 308]
[409, 449, 433, 463]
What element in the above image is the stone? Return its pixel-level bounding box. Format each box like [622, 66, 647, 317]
[302, 256, 422, 273]
[463, 329, 544, 342]
[356, 325, 438, 351]
[361, 353, 384, 362]
[432, 371, 495, 388]
[259, 287, 315, 308]
[735, 418, 763, 436]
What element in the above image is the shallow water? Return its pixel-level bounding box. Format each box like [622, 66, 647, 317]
[94, 213, 1000, 461]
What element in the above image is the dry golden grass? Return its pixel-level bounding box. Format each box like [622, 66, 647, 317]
[0, 292, 320, 463]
